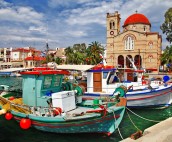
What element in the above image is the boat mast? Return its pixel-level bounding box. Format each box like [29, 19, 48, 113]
[126, 55, 137, 71]
[45, 20, 49, 56]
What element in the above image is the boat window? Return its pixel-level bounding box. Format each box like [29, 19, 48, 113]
[43, 76, 53, 89]
[103, 72, 108, 79]
[53, 75, 62, 87]
[107, 71, 119, 84]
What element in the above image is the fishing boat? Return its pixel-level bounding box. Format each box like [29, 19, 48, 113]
[0, 67, 126, 136]
[54, 64, 172, 108]
[84, 65, 172, 108]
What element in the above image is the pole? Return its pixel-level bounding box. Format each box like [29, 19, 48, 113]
[138, 49, 140, 69]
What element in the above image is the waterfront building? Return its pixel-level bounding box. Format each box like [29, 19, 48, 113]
[106, 11, 162, 77]
[54, 48, 66, 63]
[11, 47, 43, 68]
[0, 48, 12, 69]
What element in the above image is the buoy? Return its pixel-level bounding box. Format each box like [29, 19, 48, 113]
[53, 107, 62, 116]
[8, 96, 15, 101]
[20, 118, 31, 129]
[5, 112, 13, 120]
[163, 75, 170, 83]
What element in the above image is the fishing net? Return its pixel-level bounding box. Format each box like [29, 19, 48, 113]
[0, 97, 30, 114]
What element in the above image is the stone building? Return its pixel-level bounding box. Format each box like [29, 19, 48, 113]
[106, 11, 162, 75]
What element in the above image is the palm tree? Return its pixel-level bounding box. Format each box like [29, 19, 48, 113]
[86, 41, 104, 65]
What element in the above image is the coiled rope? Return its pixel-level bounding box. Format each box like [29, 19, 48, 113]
[126, 107, 161, 123]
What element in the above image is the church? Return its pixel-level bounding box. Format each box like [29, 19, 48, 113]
[106, 11, 162, 77]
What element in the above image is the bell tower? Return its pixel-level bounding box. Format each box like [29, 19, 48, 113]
[106, 11, 120, 66]
[106, 11, 120, 38]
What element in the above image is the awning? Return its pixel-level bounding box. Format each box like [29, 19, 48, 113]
[0, 72, 11, 75]
[0, 62, 12, 66]
[55, 65, 95, 71]
[0, 67, 33, 72]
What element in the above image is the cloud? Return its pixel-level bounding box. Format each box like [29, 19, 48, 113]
[0, 6, 44, 25]
[48, 0, 95, 8]
[0, 0, 172, 49]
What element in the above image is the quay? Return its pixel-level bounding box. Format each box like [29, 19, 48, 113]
[121, 117, 172, 142]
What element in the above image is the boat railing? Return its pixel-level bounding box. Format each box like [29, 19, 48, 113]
[10, 103, 61, 117]
[10, 103, 31, 114]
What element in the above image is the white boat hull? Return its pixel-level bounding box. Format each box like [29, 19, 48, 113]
[84, 85, 172, 108]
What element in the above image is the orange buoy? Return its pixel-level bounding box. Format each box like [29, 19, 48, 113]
[5, 112, 13, 120]
[20, 118, 31, 129]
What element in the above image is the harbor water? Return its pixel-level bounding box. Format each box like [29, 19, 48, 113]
[0, 76, 172, 142]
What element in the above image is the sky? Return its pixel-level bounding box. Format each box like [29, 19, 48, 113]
[0, 0, 172, 50]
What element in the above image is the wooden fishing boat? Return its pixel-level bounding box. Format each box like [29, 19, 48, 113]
[82, 65, 172, 108]
[0, 67, 126, 136]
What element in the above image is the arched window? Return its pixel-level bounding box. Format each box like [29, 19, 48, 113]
[148, 55, 153, 62]
[125, 36, 134, 50]
[118, 55, 124, 68]
[110, 21, 115, 30]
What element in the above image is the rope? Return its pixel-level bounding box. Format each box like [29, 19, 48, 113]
[126, 107, 161, 123]
[111, 108, 124, 140]
[126, 109, 140, 131]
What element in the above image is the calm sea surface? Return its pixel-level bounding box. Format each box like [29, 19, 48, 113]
[0, 76, 172, 142]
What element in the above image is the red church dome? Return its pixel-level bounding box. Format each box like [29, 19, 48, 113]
[123, 13, 151, 27]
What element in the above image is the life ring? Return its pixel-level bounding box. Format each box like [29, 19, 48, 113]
[53, 107, 62, 116]
[110, 31, 114, 35]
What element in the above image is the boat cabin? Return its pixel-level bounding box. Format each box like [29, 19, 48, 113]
[20, 69, 70, 107]
[86, 65, 144, 93]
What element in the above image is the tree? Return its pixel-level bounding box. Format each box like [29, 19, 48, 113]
[73, 51, 85, 64]
[160, 8, 172, 43]
[160, 8, 172, 71]
[161, 45, 172, 71]
[55, 57, 64, 65]
[86, 41, 104, 65]
[64, 47, 74, 64]
[64, 42, 104, 65]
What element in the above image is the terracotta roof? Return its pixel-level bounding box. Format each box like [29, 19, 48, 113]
[25, 56, 46, 61]
[12, 48, 41, 53]
[123, 13, 151, 27]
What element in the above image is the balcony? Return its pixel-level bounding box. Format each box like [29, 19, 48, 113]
[11, 58, 23, 62]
